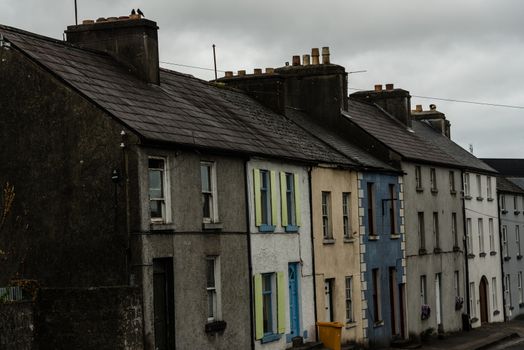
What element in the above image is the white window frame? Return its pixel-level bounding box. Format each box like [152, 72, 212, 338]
[342, 192, 351, 239]
[322, 191, 332, 239]
[476, 174, 482, 199]
[487, 176, 492, 199]
[501, 195, 507, 211]
[464, 173, 471, 197]
[478, 218, 484, 254]
[345, 276, 353, 323]
[489, 218, 495, 252]
[148, 156, 171, 223]
[503, 225, 508, 257]
[467, 218, 473, 254]
[206, 256, 221, 322]
[201, 161, 219, 223]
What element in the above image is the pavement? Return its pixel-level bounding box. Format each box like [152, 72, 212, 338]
[395, 320, 524, 350]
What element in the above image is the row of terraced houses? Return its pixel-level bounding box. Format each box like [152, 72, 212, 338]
[2, 15, 524, 350]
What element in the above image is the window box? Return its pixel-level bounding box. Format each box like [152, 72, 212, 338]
[487, 197, 494, 202]
[416, 187, 424, 193]
[203, 222, 223, 231]
[261, 333, 281, 344]
[433, 247, 442, 254]
[476, 196, 484, 201]
[285, 225, 299, 233]
[205, 320, 227, 333]
[490, 251, 497, 256]
[419, 248, 427, 255]
[464, 195, 472, 200]
[343, 237, 355, 243]
[493, 310, 500, 316]
[479, 252, 487, 257]
[368, 235, 380, 241]
[504, 256, 511, 261]
[259, 224, 276, 233]
[323, 238, 336, 245]
[453, 246, 461, 252]
[518, 255, 523, 260]
[390, 234, 401, 240]
[467, 253, 475, 259]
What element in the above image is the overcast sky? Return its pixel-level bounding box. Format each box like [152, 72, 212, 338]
[1, 0, 523, 158]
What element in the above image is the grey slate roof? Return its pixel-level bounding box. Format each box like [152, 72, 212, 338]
[481, 159, 524, 177]
[343, 99, 454, 165]
[412, 120, 497, 174]
[497, 176, 524, 194]
[0, 24, 354, 166]
[284, 108, 396, 171]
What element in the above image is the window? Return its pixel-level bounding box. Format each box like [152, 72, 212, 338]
[254, 169, 276, 231]
[487, 176, 493, 200]
[502, 225, 508, 257]
[464, 173, 471, 197]
[433, 212, 440, 250]
[322, 192, 332, 239]
[518, 271, 524, 304]
[262, 273, 276, 336]
[206, 256, 221, 322]
[430, 168, 437, 192]
[476, 174, 482, 199]
[517, 226, 521, 257]
[260, 170, 272, 226]
[452, 213, 459, 248]
[367, 183, 376, 236]
[415, 166, 422, 189]
[389, 184, 396, 235]
[489, 218, 495, 252]
[470, 282, 476, 317]
[501, 195, 507, 212]
[478, 218, 484, 254]
[492, 278, 498, 311]
[372, 268, 382, 322]
[345, 276, 353, 323]
[254, 272, 285, 341]
[505, 274, 512, 308]
[418, 212, 426, 252]
[449, 171, 456, 193]
[281, 172, 300, 230]
[420, 275, 427, 305]
[201, 162, 218, 223]
[454, 271, 460, 298]
[515, 196, 520, 213]
[467, 218, 473, 255]
[149, 157, 170, 223]
[342, 192, 351, 239]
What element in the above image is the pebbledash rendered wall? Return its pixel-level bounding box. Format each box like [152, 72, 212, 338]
[247, 158, 315, 350]
[403, 162, 466, 338]
[464, 173, 503, 327]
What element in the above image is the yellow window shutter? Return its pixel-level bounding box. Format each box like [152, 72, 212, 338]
[280, 172, 288, 227]
[277, 271, 286, 334]
[254, 274, 264, 340]
[294, 174, 301, 227]
[253, 168, 262, 226]
[270, 170, 278, 226]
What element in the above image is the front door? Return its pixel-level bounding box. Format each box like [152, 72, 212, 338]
[288, 263, 300, 339]
[153, 258, 175, 350]
[324, 279, 334, 322]
[480, 277, 489, 323]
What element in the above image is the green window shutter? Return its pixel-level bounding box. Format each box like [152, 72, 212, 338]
[270, 170, 278, 226]
[294, 174, 301, 227]
[280, 172, 288, 227]
[277, 271, 286, 334]
[253, 169, 262, 226]
[254, 274, 264, 340]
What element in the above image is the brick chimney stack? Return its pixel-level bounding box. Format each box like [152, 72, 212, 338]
[65, 16, 160, 84]
[412, 104, 451, 138]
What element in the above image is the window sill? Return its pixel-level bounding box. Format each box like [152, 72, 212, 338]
[518, 255, 523, 260]
[493, 310, 500, 316]
[390, 234, 401, 240]
[434, 247, 442, 254]
[205, 320, 227, 333]
[464, 195, 472, 200]
[258, 224, 276, 233]
[344, 237, 355, 243]
[150, 224, 176, 234]
[504, 256, 511, 261]
[203, 222, 223, 231]
[515, 211, 521, 215]
[487, 197, 494, 202]
[476, 197, 484, 201]
[471, 317, 479, 323]
[285, 225, 299, 233]
[368, 235, 380, 241]
[450, 190, 457, 195]
[261, 333, 281, 344]
[502, 210, 508, 215]
[416, 187, 424, 193]
[345, 322, 357, 329]
[323, 238, 336, 245]
[431, 188, 439, 194]
[467, 253, 476, 259]
[419, 248, 427, 255]
[453, 246, 462, 252]
[373, 320, 384, 328]
[479, 252, 487, 258]
[490, 251, 497, 256]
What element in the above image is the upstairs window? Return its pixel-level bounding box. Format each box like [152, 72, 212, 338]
[487, 176, 493, 200]
[452, 213, 458, 248]
[389, 184, 397, 235]
[253, 169, 277, 232]
[418, 212, 426, 252]
[433, 212, 440, 250]
[489, 218, 495, 252]
[501, 195, 507, 213]
[476, 175, 482, 199]
[449, 171, 456, 193]
[478, 218, 484, 254]
[502, 225, 508, 257]
[464, 173, 471, 197]
[517, 226, 521, 257]
[466, 218, 473, 255]
[201, 162, 218, 223]
[430, 168, 437, 192]
[415, 166, 422, 190]
[342, 192, 351, 239]
[367, 183, 376, 236]
[322, 191, 333, 240]
[149, 157, 170, 223]
[280, 172, 301, 231]
[515, 196, 520, 213]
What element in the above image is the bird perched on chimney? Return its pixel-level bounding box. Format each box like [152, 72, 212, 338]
[137, 8, 144, 17]
[131, 9, 136, 15]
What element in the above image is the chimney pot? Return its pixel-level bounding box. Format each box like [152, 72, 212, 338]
[302, 54, 310, 66]
[265, 68, 274, 74]
[429, 104, 437, 110]
[292, 55, 301, 66]
[82, 19, 95, 25]
[225, 71, 233, 78]
[322, 46, 330, 64]
[254, 68, 262, 75]
[118, 16, 130, 20]
[416, 104, 423, 112]
[237, 70, 246, 76]
[285, 62, 290, 66]
[385, 83, 394, 90]
[311, 48, 320, 65]
[374, 84, 383, 92]
[107, 17, 118, 22]
[130, 14, 140, 20]
[96, 17, 107, 23]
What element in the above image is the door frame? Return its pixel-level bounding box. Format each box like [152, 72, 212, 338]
[479, 276, 489, 323]
[288, 262, 301, 340]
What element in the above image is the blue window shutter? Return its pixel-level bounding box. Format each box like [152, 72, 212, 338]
[253, 169, 262, 226]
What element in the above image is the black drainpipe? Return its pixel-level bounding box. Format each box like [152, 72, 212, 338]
[244, 158, 255, 350]
[461, 170, 471, 320]
[308, 167, 319, 341]
[496, 187, 507, 322]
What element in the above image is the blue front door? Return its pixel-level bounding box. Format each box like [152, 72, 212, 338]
[288, 262, 300, 340]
